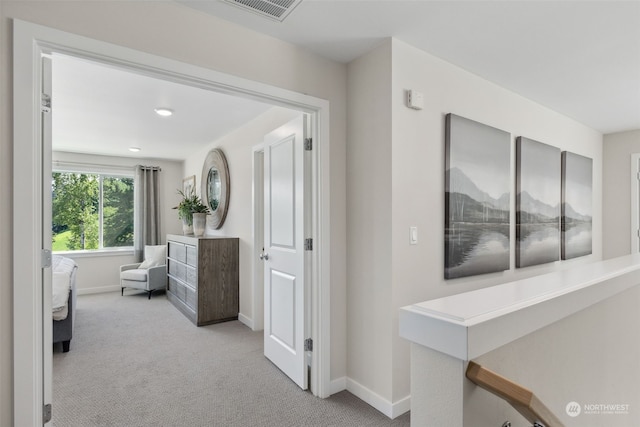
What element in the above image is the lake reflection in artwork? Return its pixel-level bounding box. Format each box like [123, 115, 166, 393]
[445, 224, 510, 278]
[445, 114, 511, 279]
[563, 222, 592, 258]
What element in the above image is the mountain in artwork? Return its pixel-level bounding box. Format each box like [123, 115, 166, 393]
[447, 167, 509, 223]
[517, 191, 559, 223]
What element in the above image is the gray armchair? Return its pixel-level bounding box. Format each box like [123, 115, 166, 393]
[120, 245, 167, 299]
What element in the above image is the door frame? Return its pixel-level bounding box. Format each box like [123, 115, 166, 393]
[631, 153, 640, 253]
[13, 19, 331, 426]
[252, 145, 265, 332]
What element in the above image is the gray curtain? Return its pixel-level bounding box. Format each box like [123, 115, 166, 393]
[134, 165, 161, 261]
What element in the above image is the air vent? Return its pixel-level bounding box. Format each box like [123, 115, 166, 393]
[223, 0, 303, 22]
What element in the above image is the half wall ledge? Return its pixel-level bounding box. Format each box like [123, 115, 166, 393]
[399, 254, 640, 427]
[400, 254, 640, 361]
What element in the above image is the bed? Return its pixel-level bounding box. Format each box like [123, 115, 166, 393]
[52, 255, 78, 352]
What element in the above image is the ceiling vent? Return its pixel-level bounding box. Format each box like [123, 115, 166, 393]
[223, 0, 303, 22]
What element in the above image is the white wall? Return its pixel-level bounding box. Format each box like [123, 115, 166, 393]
[182, 107, 300, 327]
[469, 286, 640, 427]
[346, 38, 603, 414]
[1, 2, 347, 424]
[346, 40, 394, 404]
[603, 130, 640, 259]
[51, 151, 183, 294]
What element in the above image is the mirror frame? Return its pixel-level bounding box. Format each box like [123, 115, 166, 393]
[201, 148, 230, 229]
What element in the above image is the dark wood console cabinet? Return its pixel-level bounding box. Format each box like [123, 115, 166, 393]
[166, 234, 239, 326]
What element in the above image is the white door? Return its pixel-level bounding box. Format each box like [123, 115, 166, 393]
[263, 115, 308, 389]
[42, 55, 54, 426]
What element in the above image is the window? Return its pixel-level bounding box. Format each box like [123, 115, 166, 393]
[52, 171, 134, 251]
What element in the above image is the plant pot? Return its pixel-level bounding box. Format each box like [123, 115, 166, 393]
[182, 217, 193, 235]
[193, 213, 207, 237]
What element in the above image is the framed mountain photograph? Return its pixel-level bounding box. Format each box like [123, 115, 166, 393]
[561, 152, 593, 259]
[516, 137, 561, 268]
[445, 114, 511, 279]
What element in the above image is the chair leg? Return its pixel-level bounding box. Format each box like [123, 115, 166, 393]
[148, 290, 152, 300]
[62, 340, 70, 353]
[121, 287, 124, 296]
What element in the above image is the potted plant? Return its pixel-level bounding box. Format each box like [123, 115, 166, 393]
[175, 189, 210, 236]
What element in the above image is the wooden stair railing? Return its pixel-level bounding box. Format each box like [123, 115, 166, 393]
[466, 361, 564, 427]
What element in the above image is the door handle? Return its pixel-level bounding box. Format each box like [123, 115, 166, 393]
[259, 252, 269, 261]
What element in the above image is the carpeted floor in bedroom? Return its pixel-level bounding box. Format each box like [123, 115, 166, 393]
[53, 291, 411, 427]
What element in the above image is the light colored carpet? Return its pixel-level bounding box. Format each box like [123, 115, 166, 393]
[53, 291, 411, 426]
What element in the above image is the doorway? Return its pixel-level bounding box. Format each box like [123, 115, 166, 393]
[13, 20, 331, 426]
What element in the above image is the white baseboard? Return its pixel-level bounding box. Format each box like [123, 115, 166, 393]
[238, 312, 253, 329]
[329, 376, 347, 395]
[346, 377, 410, 419]
[391, 394, 411, 419]
[77, 285, 120, 295]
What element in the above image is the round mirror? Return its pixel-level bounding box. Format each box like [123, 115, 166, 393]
[207, 167, 221, 211]
[201, 148, 230, 229]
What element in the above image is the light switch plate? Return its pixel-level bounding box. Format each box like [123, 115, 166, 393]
[410, 226, 418, 245]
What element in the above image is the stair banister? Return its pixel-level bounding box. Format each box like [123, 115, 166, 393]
[466, 361, 564, 427]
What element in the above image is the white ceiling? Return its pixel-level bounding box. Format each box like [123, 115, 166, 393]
[178, 0, 640, 134]
[52, 54, 273, 160]
[53, 1, 640, 160]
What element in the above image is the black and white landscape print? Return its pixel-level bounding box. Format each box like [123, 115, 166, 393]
[516, 137, 561, 267]
[445, 114, 511, 279]
[562, 152, 593, 259]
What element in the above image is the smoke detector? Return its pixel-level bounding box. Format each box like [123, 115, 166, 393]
[222, 0, 303, 22]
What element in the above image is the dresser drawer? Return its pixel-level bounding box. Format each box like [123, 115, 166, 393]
[186, 245, 197, 267]
[185, 285, 196, 310]
[168, 241, 186, 263]
[168, 277, 186, 302]
[186, 265, 197, 287]
[168, 259, 186, 281]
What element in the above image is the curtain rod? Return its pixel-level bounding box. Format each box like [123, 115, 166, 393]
[53, 160, 128, 170]
[136, 165, 162, 171]
[52, 160, 161, 172]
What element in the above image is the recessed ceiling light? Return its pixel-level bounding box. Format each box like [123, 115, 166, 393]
[154, 108, 173, 117]
[129, 147, 141, 152]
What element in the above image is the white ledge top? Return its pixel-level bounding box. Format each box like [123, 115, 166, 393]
[399, 255, 640, 361]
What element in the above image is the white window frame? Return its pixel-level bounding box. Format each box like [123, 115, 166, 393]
[51, 169, 135, 252]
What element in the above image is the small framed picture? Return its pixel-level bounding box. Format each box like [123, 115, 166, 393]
[183, 175, 196, 195]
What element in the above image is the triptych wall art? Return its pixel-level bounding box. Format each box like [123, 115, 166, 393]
[444, 113, 592, 280]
